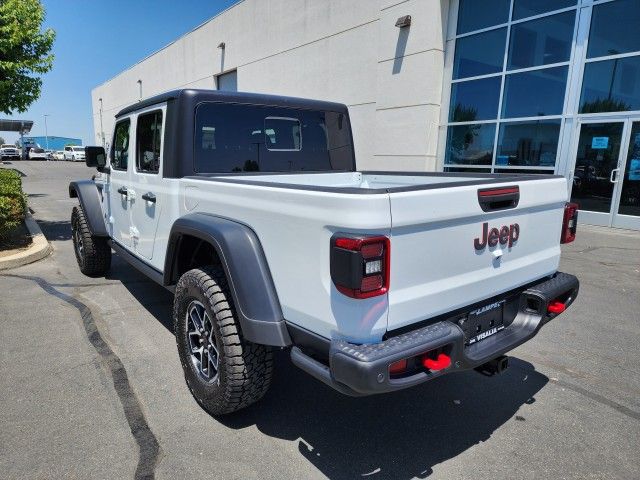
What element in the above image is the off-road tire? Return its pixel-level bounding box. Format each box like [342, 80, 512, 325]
[174, 266, 274, 415]
[71, 205, 111, 276]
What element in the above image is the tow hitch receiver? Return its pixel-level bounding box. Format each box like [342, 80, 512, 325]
[475, 355, 509, 376]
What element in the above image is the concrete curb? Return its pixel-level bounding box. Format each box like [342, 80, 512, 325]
[0, 212, 52, 270]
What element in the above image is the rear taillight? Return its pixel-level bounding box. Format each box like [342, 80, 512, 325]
[330, 234, 390, 299]
[561, 202, 579, 244]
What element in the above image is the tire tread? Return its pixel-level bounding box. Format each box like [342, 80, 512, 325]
[174, 266, 273, 415]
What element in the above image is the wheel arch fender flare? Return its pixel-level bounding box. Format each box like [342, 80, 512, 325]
[68, 180, 109, 237]
[165, 213, 291, 347]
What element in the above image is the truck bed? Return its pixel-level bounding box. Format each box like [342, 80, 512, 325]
[178, 171, 568, 343]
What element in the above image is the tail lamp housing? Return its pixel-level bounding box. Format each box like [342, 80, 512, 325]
[561, 202, 579, 244]
[330, 234, 390, 299]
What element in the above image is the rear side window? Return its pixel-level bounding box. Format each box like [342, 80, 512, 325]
[194, 103, 353, 173]
[136, 110, 163, 173]
[111, 119, 131, 171]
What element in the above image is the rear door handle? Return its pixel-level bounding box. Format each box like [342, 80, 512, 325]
[141, 192, 156, 203]
[117, 186, 128, 195]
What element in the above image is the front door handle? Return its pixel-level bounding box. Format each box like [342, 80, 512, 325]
[141, 192, 156, 203]
[117, 186, 128, 195]
[610, 168, 620, 183]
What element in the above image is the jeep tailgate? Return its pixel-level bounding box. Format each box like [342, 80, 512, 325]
[386, 176, 568, 332]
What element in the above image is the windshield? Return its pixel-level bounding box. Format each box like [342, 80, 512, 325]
[72, 147, 84, 151]
[194, 103, 354, 173]
[1, 144, 15, 149]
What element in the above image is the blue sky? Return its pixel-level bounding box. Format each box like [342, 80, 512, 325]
[2, 0, 239, 145]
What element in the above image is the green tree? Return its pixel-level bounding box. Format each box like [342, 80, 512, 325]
[0, 0, 55, 114]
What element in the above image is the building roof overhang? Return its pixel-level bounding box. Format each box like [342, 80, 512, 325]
[0, 119, 34, 134]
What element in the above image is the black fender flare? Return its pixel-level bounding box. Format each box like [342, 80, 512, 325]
[68, 180, 109, 237]
[165, 213, 291, 347]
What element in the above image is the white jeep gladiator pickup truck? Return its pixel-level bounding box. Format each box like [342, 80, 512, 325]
[70, 89, 579, 415]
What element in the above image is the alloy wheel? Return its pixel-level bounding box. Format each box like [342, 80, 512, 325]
[186, 300, 220, 383]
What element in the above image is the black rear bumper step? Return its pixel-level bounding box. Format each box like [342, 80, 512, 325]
[290, 272, 579, 396]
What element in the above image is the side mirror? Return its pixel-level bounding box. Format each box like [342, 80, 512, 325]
[85, 146, 107, 171]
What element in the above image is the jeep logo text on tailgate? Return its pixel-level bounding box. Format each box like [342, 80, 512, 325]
[474, 222, 520, 250]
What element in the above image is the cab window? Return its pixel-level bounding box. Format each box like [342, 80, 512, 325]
[136, 111, 163, 173]
[111, 119, 131, 171]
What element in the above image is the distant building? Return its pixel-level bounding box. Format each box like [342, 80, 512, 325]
[21, 136, 82, 151]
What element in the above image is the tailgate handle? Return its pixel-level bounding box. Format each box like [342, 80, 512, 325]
[478, 186, 520, 212]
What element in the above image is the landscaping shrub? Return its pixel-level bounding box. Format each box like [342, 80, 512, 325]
[0, 169, 27, 237]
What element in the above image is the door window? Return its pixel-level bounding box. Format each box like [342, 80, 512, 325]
[136, 111, 163, 173]
[570, 122, 624, 213]
[618, 122, 640, 217]
[111, 120, 131, 171]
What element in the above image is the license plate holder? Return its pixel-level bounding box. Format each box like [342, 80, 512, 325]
[464, 300, 505, 345]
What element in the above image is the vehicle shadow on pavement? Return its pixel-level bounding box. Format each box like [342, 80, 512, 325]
[105, 259, 549, 479]
[37, 219, 72, 241]
[220, 354, 547, 480]
[106, 256, 175, 331]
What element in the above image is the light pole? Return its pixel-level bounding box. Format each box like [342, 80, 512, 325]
[43, 114, 50, 151]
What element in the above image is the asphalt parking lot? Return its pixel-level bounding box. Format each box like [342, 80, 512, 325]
[1, 161, 639, 480]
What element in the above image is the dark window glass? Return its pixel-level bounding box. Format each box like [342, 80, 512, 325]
[502, 66, 568, 118]
[508, 12, 575, 70]
[513, 0, 575, 20]
[496, 120, 561, 167]
[587, 0, 640, 58]
[457, 0, 510, 35]
[618, 121, 640, 217]
[445, 123, 496, 166]
[453, 28, 507, 79]
[136, 111, 162, 173]
[449, 77, 501, 122]
[111, 120, 130, 171]
[194, 103, 353, 173]
[570, 122, 624, 213]
[579, 56, 640, 113]
[494, 168, 554, 174]
[264, 117, 301, 151]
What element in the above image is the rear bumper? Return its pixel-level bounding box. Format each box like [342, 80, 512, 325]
[291, 272, 578, 396]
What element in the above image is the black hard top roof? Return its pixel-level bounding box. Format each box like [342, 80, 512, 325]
[115, 89, 349, 118]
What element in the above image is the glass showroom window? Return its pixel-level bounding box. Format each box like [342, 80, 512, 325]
[579, 0, 640, 114]
[445, 0, 577, 173]
[496, 120, 561, 168]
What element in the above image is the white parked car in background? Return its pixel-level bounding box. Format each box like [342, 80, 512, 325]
[53, 150, 65, 161]
[0, 144, 20, 161]
[64, 146, 85, 162]
[28, 147, 48, 160]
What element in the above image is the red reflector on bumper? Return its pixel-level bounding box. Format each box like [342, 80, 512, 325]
[547, 301, 566, 314]
[389, 359, 408, 375]
[422, 353, 451, 371]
